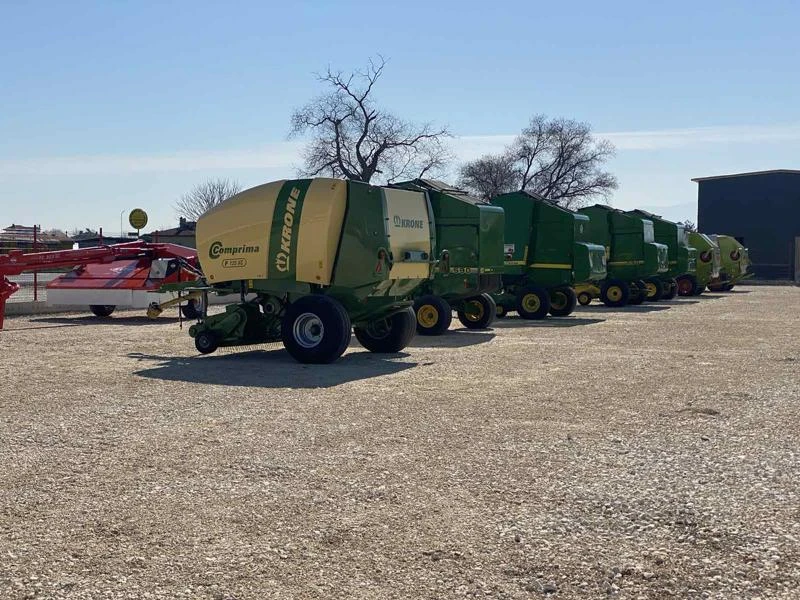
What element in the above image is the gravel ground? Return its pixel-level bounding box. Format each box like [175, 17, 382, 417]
[1, 285, 798, 599]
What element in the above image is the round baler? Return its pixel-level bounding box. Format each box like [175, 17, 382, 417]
[707, 234, 751, 291]
[686, 232, 722, 295]
[189, 178, 436, 363]
[575, 205, 669, 307]
[489, 191, 607, 319]
[390, 180, 505, 335]
[627, 209, 698, 301]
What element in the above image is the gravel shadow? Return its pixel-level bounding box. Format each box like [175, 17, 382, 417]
[408, 329, 496, 348]
[577, 304, 672, 313]
[491, 317, 605, 328]
[128, 349, 417, 388]
[31, 315, 184, 326]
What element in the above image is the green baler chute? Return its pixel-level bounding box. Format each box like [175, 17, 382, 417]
[489, 190, 607, 319]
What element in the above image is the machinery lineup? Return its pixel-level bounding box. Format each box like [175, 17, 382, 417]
[0, 177, 752, 363]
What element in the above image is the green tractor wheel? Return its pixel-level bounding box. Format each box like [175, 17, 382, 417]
[516, 285, 551, 320]
[495, 304, 509, 318]
[643, 277, 664, 301]
[413, 295, 452, 336]
[549, 287, 578, 317]
[194, 329, 219, 355]
[457, 294, 496, 329]
[600, 279, 630, 308]
[577, 291, 593, 306]
[354, 308, 417, 353]
[676, 275, 698, 297]
[281, 295, 352, 364]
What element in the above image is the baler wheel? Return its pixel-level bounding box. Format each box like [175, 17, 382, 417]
[627, 281, 645, 305]
[457, 294, 496, 329]
[194, 330, 219, 355]
[496, 304, 509, 318]
[548, 287, 577, 317]
[281, 295, 351, 364]
[181, 299, 202, 319]
[643, 278, 664, 301]
[677, 275, 697, 296]
[517, 285, 551, 320]
[600, 279, 629, 308]
[90, 305, 116, 317]
[354, 308, 416, 353]
[414, 295, 452, 336]
[577, 292, 592, 306]
[662, 279, 678, 300]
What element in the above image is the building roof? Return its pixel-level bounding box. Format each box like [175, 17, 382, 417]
[149, 218, 196, 237]
[691, 169, 800, 183]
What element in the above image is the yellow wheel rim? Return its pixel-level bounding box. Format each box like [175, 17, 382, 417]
[645, 282, 657, 297]
[521, 293, 541, 312]
[417, 304, 439, 328]
[464, 300, 485, 322]
[607, 286, 623, 302]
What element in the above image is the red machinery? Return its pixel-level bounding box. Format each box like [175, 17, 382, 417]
[0, 242, 203, 329]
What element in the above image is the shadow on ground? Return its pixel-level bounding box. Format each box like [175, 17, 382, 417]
[576, 304, 672, 313]
[491, 317, 605, 328]
[31, 315, 184, 327]
[408, 329, 496, 348]
[129, 347, 418, 388]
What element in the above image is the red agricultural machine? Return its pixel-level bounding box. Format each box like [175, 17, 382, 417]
[0, 241, 205, 329]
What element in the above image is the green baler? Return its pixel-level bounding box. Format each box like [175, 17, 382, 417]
[188, 177, 437, 363]
[686, 232, 721, 295]
[490, 190, 607, 319]
[391, 180, 504, 335]
[707, 234, 752, 291]
[576, 205, 669, 307]
[627, 209, 697, 301]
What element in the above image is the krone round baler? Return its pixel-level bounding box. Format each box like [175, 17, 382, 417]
[190, 178, 435, 363]
[686, 232, 722, 295]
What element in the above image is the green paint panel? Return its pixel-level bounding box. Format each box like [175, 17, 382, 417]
[267, 180, 311, 280]
[688, 232, 722, 287]
[627, 209, 697, 279]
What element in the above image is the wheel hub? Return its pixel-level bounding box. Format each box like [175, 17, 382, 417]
[293, 312, 325, 348]
[607, 286, 622, 301]
[417, 304, 439, 328]
[522, 294, 540, 312]
[464, 300, 484, 322]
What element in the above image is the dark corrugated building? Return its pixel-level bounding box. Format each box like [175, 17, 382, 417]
[693, 169, 800, 281]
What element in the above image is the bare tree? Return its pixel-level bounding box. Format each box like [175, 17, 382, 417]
[175, 178, 242, 221]
[681, 220, 697, 232]
[290, 57, 452, 183]
[459, 115, 618, 209]
[457, 154, 520, 201]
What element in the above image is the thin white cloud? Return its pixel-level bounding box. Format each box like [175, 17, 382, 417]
[1, 123, 798, 177]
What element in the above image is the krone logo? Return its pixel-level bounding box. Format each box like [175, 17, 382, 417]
[393, 215, 424, 229]
[274, 187, 301, 273]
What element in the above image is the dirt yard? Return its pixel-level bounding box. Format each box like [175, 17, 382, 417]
[1, 286, 798, 599]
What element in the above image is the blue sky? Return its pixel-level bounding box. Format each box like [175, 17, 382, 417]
[1, 0, 798, 232]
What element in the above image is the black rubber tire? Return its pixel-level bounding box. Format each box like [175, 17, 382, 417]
[457, 293, 496, 329]
[495, 304, 509, 318]
[643, 277, 664, 301]
[516, 285, 551, 320]
[354, 308, 417, 353]
[89, 305, 116, 317]
[693, 283, 706, 296]
[577, 291, 592, 306]
[676, 275, 697, 297]
[549, 287, 578, 317]
[194, 330, 219, 355]
[628, 281, 645, 305]
[281, 295, 351, 364]
[413, 295, 452, 336]
[723, 283, 735, 291]
[661, 279, 678, 300]
[600, 279, 629, 308]
[181, 299, 202, 319]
